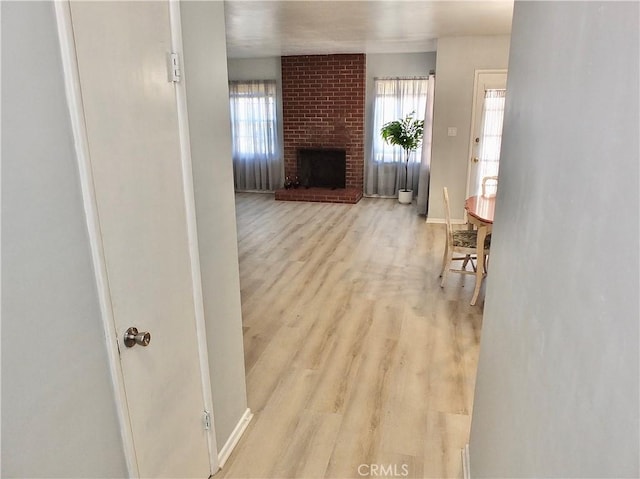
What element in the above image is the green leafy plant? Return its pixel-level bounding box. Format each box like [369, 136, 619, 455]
[380, 112, 425, 192]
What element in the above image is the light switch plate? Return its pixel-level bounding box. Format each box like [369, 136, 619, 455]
[447, 127, 457, 137]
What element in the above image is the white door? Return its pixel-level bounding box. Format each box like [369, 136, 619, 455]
[467, 71, 508, 197]
[69, 2, 213, 477]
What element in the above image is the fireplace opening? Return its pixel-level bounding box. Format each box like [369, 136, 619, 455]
[297, 148, 346, 189]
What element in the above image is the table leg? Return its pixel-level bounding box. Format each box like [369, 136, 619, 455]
[471, 225, 488, 306]
[463, 221, 475, 269]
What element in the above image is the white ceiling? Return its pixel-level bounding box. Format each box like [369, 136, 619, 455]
[224, 0, 514, 58]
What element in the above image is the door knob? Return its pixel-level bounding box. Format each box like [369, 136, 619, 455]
[472, 157, 479, 163]
[124, 327, 151, 348]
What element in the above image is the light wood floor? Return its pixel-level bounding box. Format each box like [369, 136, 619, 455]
[217, 193, 484, 479]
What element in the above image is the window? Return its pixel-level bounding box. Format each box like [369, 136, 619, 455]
[476, 89, 506, 188]
[366, 77, 430, 197]
[229, 80, 281, 190]
[371, 78, 428, 163]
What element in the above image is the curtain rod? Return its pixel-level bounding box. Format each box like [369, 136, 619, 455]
[373, 73, 435, 80]
[373, 75, 431, 80]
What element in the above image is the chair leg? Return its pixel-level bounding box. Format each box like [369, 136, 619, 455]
[470, 272, 483, 305]
[471, 226, 488, 305]
[440, 248, 451, 287]
[440, 241, 448, 278]
[440, 261, 449, 288]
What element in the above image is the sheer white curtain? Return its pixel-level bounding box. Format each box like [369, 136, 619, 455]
[229, 80, 282, 191]
[474, 89, 506, 195]
[366, 77, 428, 197]
[416, 74, 435, 215]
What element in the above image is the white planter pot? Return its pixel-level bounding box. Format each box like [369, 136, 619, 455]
[398, 190, 413, 204]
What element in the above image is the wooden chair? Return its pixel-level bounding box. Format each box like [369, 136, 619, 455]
[481, 176, 499, 197]
[440, 187, 491, 304]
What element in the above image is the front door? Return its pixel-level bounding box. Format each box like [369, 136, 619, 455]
[467, 71, 508, 197]
[69, 1, 213, 476]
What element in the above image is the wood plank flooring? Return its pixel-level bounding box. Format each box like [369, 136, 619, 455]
[217, 193, 484, 479]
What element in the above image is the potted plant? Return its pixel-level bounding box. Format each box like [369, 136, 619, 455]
[380, 112, 424, 204]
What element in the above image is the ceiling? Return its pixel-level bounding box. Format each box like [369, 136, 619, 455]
[224, 0, 514, 59]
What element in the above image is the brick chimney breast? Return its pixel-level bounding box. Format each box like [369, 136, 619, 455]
[281, 54, 365, 193]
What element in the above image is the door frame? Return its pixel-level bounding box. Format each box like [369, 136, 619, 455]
[54, 1, 219, 475]
[464, 69, 508, 204]
[168, 0, 220, 472]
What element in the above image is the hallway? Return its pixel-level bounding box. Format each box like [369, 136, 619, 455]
[219, 193, 484, 478]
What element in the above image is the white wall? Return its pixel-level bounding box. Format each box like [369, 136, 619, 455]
[1, 2, 127, 476]
[180, 1, 249, 450]
[428, 35, 510, 221]
[364, 52, 437, 195]
[469, 2, 639, 477]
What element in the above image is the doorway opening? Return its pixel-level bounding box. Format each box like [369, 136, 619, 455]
[467, 70, 508, 198]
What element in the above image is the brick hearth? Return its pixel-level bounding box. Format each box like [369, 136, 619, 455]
[274, 187, 362, 204]
[279, 54, 365, 204]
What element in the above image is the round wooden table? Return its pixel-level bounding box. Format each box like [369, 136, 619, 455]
[465, 195, 495, 226]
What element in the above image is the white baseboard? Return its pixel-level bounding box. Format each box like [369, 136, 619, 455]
[462, 444, 471, 479]
[427, 217, 467, 224]
[217, 408, 253, 469]
[235, 189, 275, 194]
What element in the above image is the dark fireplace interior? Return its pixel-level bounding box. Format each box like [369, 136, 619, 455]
[297, 148, 346, 189]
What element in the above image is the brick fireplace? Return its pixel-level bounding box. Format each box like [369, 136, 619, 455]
[276, 54, 365, 203]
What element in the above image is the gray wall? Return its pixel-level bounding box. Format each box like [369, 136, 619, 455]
[180, 1, 249, 450]
[469, 2, 639, 477]
[1, 2, 127, 477]
[428, 35, 510, 221]
[227, 56, 285, 181]
[227, 53, 438, 195]
[227, 56, 281, 80]
[364, 52, 437, 195]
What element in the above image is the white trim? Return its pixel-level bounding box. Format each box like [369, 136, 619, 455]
[217, 408, 254, 469]
[426, 218, 467, 225]
[465, 70, 481, 201]
[462, 444, 471, 479]
[168, 1, 219, 474]
[53, 2, 139, 476]
[362, 194, 400, 200]
[235, 189, 276, 195]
